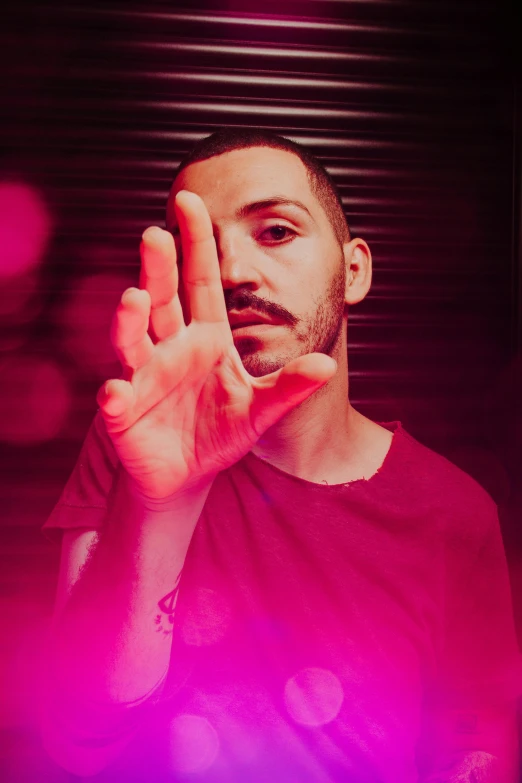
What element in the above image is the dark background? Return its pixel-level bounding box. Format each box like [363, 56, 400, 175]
[0, 1, 520, 779]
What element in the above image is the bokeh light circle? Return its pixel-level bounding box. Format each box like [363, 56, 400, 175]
[169, 713, 219, 774]
[58, 272, 133, 379]
[0, 181, 51, 278]
[0, 356, 71, 444]
[284, 667, 344, 727]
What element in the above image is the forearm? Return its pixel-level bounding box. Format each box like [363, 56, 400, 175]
[43, 472, 211, 758]
[420, 751, 501, 781]
[418, 705, 519, 783]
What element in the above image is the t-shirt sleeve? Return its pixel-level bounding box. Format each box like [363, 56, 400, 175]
[431, 491, 522, 710]
[42, 412, 120, 537]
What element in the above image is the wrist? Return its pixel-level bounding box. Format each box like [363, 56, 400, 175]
[121, 469, 215, 516]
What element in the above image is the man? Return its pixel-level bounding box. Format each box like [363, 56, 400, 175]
[42, 129, 522, 782]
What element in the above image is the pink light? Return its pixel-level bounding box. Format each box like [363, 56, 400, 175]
[168, 714, 219, 774]
[58, 272, 134, 379]
[0, 269, 43, 350]
[284, 667, 344, 727]
[0, 181, 51, 278]
[0, 356, 71, 444]
[0, 268, 41, 322]
[180, 587, 232, 647]
[191, 684, 263, 764]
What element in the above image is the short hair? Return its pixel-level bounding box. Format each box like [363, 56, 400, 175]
[171, 128, 351, 245]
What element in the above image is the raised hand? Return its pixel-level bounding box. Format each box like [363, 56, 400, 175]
[97, 190, 337, 501]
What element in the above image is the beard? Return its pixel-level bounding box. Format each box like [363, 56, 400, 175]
[235, 260, 346, 378]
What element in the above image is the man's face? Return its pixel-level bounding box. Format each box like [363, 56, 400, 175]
[166, 146, 347, 377]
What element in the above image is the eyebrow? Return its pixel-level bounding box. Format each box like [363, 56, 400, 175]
[235, 197, 314, 221]
[167, 196, 314, 234]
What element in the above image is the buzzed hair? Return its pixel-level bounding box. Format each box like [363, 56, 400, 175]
[171, 128, 351, 246]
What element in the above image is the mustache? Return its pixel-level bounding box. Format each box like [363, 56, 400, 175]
[224, 288, 298, 327]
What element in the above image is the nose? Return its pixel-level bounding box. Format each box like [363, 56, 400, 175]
[216, 231, 262, 291]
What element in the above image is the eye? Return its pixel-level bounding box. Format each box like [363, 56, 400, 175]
[258, 225, 296, 244]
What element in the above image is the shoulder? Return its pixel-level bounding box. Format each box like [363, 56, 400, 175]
[42, 413, 119, 536]
[392, 423, 498, 541]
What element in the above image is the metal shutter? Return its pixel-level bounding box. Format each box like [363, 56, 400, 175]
[0, 0, 520, 773]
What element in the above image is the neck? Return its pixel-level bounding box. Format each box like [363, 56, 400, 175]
[251, 349, 382, 485]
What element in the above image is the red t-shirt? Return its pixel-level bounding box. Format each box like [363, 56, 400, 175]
[43, 416, 522, 782]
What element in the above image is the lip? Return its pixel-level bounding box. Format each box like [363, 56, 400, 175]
[228, 311, 283, 330]
[231, 323, 278, 333]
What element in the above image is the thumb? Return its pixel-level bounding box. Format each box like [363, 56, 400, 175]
[251, 353, 337, 433]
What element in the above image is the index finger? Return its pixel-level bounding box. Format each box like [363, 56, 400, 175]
[175, 190, 228, 324]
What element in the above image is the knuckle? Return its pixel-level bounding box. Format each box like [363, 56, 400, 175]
[151, 295, 173, 309]
[186, 276, 211, 288]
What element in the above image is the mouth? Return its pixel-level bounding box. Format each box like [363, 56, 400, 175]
[230, 322, 278, 332]
[228, 310, 284, 331]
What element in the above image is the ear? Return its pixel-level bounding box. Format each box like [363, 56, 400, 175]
[343, 238, 372, 305]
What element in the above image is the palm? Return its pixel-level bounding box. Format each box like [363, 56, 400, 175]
[109, 327, 256, 498]
[98, 191, 336, 500]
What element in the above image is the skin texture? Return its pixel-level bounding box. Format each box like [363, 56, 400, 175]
[98, 145, 390, 496]
[46, 146, 383, 774]
[49, 146, 518, 780]
[166, 147, 389, 485]
[168, 148, 349, 379]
